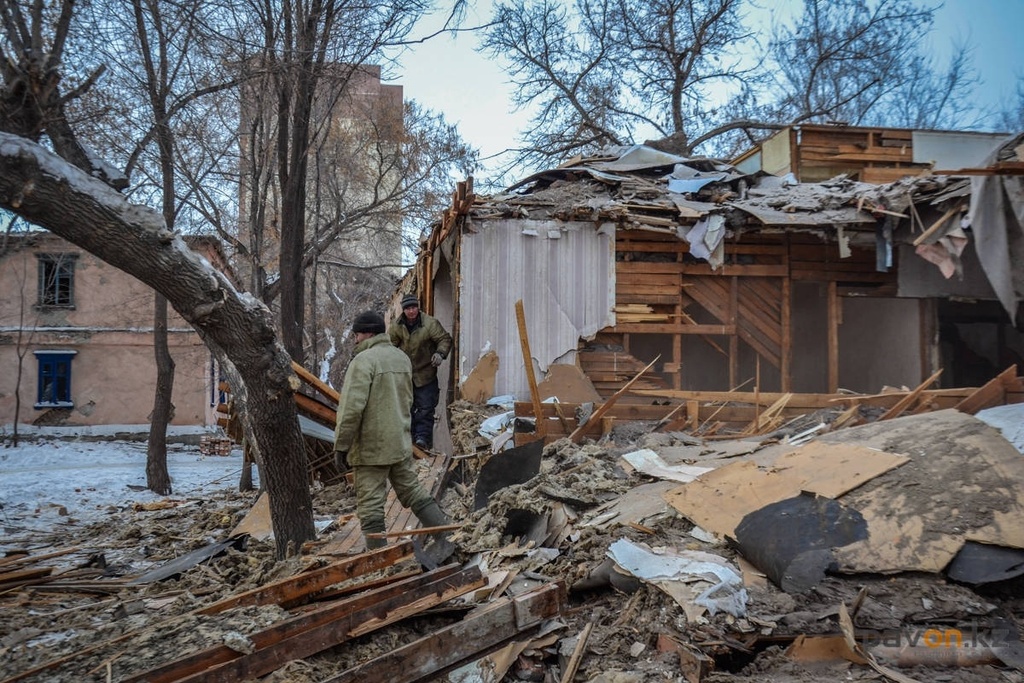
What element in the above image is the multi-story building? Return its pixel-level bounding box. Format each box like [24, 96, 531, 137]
[0, 230, 230, 430]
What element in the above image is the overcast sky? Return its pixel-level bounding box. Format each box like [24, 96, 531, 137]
[393, 0, 1024, 185]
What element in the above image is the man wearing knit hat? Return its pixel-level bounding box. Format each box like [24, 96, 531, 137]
[388, 293, 452, 450]
[334, 310, 450, 550]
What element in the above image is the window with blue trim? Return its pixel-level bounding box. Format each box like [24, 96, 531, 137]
[34, 351, 76, 408]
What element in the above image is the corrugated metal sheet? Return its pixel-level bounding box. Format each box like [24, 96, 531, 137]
[459, 218, 615, 400]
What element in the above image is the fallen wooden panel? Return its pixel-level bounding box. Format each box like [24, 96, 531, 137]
[197, 542, 413, 615]
[321, 582, 564, 683]
[828, 409, 1024, 574]
[128, 564, 482, 683]
[663, 442, 908, 539]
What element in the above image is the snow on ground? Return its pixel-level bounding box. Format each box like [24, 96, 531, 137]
[0, 433, 253, 551]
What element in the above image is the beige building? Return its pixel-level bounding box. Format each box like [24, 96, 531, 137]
[0, 231, 223, 430]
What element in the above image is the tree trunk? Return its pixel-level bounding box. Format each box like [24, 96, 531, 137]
[0, 133, 316, 558]
[146, 292, 174, 495]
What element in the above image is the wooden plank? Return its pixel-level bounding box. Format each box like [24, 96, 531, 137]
[180, 568, 486, 683]
[617, 262, 684, 274]
[291, 360, 339, 403]
[610, 323, 733, 335]
[955, 365, 1018, 415]
[569, 356, 659, 443]
[678, 264, 788, 277]
[828, 282, 839, 393]
[129, 566, 480, 683]
[685, 279, 729, 323]
[294, 392, 337, 426]
[616, 271, 681, 285]
[878, 369, 943, 421]
[321, 583, 563, 683]
[197, 542, 413, 615]
[515, 300, 546, 439]
[0, 566, 53, 587]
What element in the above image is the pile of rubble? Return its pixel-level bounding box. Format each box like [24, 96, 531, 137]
[1, 397, 1024, 682]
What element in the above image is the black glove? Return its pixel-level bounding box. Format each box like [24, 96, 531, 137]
[335, 450, 349, 470]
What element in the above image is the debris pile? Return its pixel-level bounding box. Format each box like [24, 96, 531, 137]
[2, 393, 1024, 682]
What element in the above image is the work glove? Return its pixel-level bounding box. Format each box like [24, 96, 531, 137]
[431, 352, 444, 367]
[334, 450, 349, 470]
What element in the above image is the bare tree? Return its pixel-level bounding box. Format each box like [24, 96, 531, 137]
[483, 0, 986, 165]
[999, 77, 1024, 133]
[0, 0, 316, 557]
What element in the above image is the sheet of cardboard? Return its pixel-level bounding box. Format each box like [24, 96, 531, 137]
[663, 441, 908, 540]
[536, 363, 602, 403]
[460, 350, 499, 403]
[231, 490, 273, 541]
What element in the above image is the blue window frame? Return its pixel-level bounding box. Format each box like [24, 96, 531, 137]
[34, 350, 77, 408]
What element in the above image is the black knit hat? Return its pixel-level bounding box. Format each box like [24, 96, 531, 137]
[352, 310, 385, 334]
[400, 293, 419, 309]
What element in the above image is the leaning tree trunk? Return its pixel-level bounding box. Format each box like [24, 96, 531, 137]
[0, 133, 316, 558]
[146, 292, 174, 495]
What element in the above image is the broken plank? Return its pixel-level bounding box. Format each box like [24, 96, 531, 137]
[877, 369, 943, 421]
[127, 565, 468, 683]
[955, 365, 1018, 415]
[632, 389, 849, 408]
[569, 356, 660, 443]
[0, 546, 79, 570]
[197, 542, 413, 615]
[321, 583, 563, 683]
[291, 360, 339, 403]
[162, 566, 486, 683]
[0, 566, 53, 587]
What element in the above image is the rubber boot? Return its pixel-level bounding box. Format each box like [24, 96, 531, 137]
[415, 500, 450, 529]
[362, 521, 386, 551]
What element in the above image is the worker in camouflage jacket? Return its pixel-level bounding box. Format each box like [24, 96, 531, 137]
[388, 293, 452, 450]
[334, 310, 449, 549]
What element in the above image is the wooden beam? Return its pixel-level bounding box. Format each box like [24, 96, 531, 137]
[568, 356, 659, 443]
[828, 281, 839, 393]
[293, 392, 337, 426]
[197, 542, 413, 615]
[515, 299, 546, 438]
[955, 365, 1018, 415]
[321, 583, 563, 683]
[878, 369, 944, 421]
[291, 360, 339, 403]
[130, 565, 481, 683]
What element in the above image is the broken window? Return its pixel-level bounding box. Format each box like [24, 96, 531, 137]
[37, 253, 77, 307]
[34, 350, 76, 408]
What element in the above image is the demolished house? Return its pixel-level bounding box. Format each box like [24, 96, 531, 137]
[2, 133, 1024, 683]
